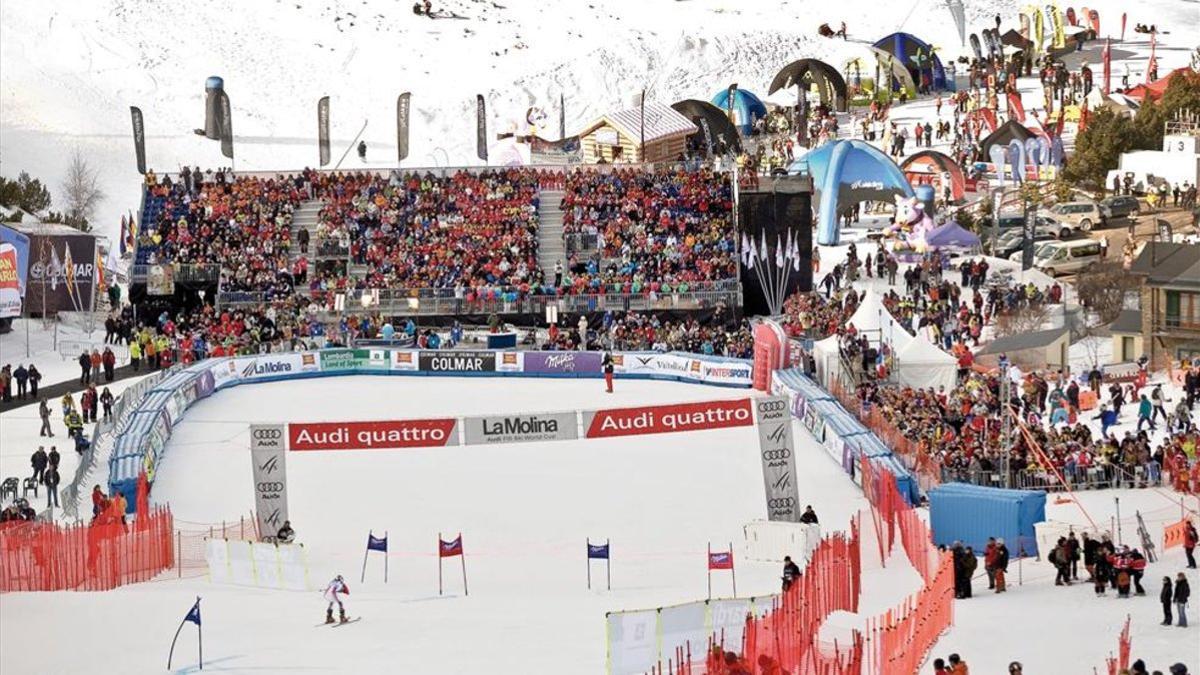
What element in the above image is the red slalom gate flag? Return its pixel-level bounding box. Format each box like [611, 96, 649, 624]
[708, 550, 734, 570]
[439, 535, 464, 558]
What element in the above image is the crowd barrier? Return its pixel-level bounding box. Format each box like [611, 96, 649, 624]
[741, 521, 822, 563]
[771, 369, 920, 505]
[0, 505, 175, 592]
[106, 349, 753, 511]
[205, 539, 312, 591]
[607, 597, 775, 675]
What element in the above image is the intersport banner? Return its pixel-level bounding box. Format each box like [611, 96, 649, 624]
[289, 419, 459, 451]
[462, 411, 578, 445]
[613, 352, 753, 386]
[583, 399, 753, 439]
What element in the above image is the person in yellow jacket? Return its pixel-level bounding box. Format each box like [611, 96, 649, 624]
[129, 339, 143, 371]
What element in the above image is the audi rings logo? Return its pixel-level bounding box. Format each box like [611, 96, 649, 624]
[257, 482, 285, 492]
[761, 449, 792, 460]
[757, 401, 786, 413]
[768, 497, 796, 508]
[253, 429, 282, 440]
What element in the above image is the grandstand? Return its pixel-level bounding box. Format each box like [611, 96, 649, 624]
[127, 164, 746, 327]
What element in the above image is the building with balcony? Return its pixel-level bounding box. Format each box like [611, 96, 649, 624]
[1129, 241, 1200, 367]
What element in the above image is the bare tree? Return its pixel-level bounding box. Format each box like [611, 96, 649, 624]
[60, 148, 104, 232]
[993, 305, 1052, 339]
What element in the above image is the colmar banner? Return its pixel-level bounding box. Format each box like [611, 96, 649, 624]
[250, 424, 289, 543]
[754, 396, 801, 522]
[419, 350, 496, 372]
[288, 419, 459, 451]
[583, 399, 753, 439]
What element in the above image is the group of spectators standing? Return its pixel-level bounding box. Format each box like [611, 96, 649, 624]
[0, 363, 42, 402]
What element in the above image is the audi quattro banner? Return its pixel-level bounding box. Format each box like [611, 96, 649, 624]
[237, 353, 319, 381]
[288, 419, 459, 451]
[583, 399, 754, 439]
[462, 411, 578, 445]
[754, 396, 801, 523]
[418, 350, 496, 373]
[250, 424, 289, 543]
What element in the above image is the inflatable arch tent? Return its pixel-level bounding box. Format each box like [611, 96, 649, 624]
[789, 139, 914, 247]
[901, 150, 967, 202]
[670, 99, 743, 155]
[767, 58, 849, 112]
[872, 32, 946, 91]
[710, 87, 768, 136]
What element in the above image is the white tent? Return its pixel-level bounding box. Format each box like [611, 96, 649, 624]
[894, 332, 958, 391]
[813, 289, 924, 388]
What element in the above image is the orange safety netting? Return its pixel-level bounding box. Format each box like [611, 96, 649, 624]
[0, 505, 175, 592]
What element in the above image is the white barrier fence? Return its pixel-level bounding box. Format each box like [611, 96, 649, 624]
[205, 539, 312, 591]
[607, 597, 774, 675]
[742, 521, 821, 563]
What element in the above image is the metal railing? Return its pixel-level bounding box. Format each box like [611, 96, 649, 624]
[939, 464, 1164, 492]
[218, 286, 741, 316]
[130, 263, 222, 284]
[564, 232, 601, 254]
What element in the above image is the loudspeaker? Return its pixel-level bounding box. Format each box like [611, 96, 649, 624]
[738, 177, 813, 316]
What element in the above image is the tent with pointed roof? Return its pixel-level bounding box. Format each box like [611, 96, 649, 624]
[895, 332, 958, 391]
[924, 221, 981, 251]
[710, 87, 768, 136]
[872, 32, 947, 91]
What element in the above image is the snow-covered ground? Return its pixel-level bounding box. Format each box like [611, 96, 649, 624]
[2, 375, 1196, 673]
[3, 0, 1195, 247]
[0, 315, 130, 386]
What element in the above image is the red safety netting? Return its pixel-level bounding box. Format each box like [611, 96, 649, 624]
[1103, 615, 1132, 675]
[0, 505, 175, 592]
[861, 552, 955, 675]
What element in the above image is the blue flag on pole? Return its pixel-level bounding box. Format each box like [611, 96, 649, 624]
[587, 543, 610, 560]
[184, 599, 202, 626]
[367, 533, 388, 552]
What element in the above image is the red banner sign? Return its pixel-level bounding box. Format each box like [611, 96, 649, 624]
[288, 419, 458, 451]
[583, 398, 753, 439]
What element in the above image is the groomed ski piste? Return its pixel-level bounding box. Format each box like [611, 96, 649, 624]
[1, 371, 1196, 674]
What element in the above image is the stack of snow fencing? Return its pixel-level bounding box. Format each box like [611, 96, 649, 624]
[771, 368, 920, 504]
[928, 483, 1046, 556]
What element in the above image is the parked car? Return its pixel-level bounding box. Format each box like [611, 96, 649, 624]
[994, 225, 1059, 258]
[1099, 195, 1141, 221]
[1042, 201, 1107, 235]
[995, 213, 1062, 230]
[1028, 239, 1104, 276]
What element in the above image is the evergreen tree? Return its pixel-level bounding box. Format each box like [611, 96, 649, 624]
[0, 172, 53, 215]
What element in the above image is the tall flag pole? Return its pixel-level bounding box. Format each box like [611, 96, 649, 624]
[438, 533, 467, 596]
[587, 538, 611, 590]
[167, 597, 203, 670]
[362, 531, 389, 583]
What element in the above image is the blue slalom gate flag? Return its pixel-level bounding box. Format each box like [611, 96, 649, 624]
[367, 533, 388, 552]
[587, 542, 610, 560]
[184, 598, 202, 625]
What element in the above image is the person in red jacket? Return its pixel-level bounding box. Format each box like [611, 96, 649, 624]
[1183, 520, 1197, 569]
[984, 538, 999, 589]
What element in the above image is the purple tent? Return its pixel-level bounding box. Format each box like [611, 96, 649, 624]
[925, 221, 981, 250]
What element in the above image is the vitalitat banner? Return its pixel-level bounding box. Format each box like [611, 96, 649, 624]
[396, 92, 411, 161]
[476, 94, 488, 161]
[754, 397, 800, 522]
[250, 424, 289, 543]
[317, 96, 331, 166]
[130, 106, 147, 174]
[219, 91, 234, 159]
[462, 411, 578, 445]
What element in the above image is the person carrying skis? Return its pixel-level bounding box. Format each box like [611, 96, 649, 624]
[323, 574, 350, 624]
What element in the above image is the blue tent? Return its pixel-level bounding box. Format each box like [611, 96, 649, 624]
[872, 32, 947, 91]
[788, 139, 914, 246]
[710, 88, 767, 136]
[929, 483, 1046, 555]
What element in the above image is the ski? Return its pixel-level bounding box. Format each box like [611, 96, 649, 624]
[332, 617, 361, 627]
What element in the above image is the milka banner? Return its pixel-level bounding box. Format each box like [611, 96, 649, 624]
[396, 92, 411, 161]
[250, 424, 289, 543]
[130, 106, 147, 174]
[754, 396, 800, 522]
[317, 96, 331, 167]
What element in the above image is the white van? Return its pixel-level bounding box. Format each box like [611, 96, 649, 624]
[1031, 239, 1104, 276]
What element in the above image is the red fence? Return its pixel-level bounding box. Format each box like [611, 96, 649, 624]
[0, 506, 175, 592]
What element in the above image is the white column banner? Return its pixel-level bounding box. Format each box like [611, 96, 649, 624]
[755, 396, 801, 522]
[250, 424, 288, 543]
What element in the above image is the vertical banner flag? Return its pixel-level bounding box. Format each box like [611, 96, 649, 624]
[586, 538, 611, 590]
[250, 424, 288, 542]
[438, 533, 468, 596]
[130, 106, 147, 175]
[707, 542, 736, 599]
[219, 91, 234, 159]
[396, 92, 411, 161]
[1103, 38, 1112, 94]
[317, 96, 331, 167]
[755, 397, 801, 522]
[1146, 31, 1156, 84]
[361, 530, 388, 583]
[559, 93, 566, 140]
[1022, 199, 1037, 271]
[475, 94, 488, 162]
[1120, 12, 1126, 41]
